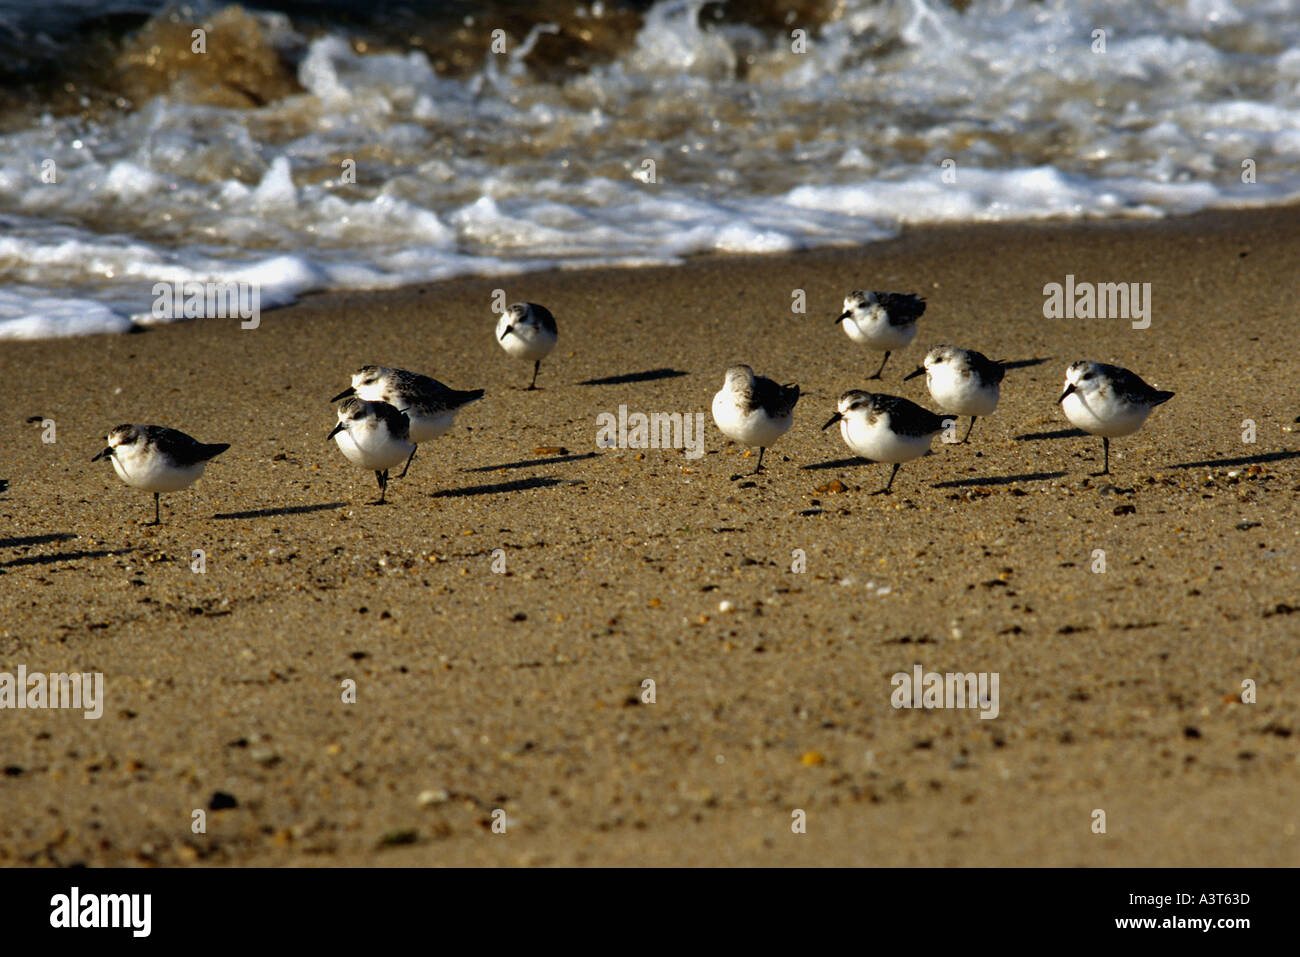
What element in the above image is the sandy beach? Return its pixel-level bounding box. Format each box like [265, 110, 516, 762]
[1, 207, 1297, 866]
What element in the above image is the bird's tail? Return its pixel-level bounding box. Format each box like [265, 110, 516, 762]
[200, 443, 231, 460]
[455, 388, 486, 405]
[1151, 390, 1175, 406]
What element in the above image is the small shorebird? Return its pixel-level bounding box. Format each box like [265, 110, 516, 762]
[328, 397, 415, 504]
[835, 290, 925, 379]
[496, 302, 558, 389]
[92, 424, 229, 525]
[711, 364, 800, 475]
[822, 390, 947, 494]
[904, 344, 1004, 443]
[331, 365, 484, 477]
[1057, 360, 1174, 475]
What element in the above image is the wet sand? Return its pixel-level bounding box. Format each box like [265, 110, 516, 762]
[0, 207, 1297, 866]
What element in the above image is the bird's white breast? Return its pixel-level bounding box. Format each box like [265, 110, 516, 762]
[843, 309, 916, 350]
[840, 413, 932, 463]
[334, 421, 412, 470]
[405, 410, 455, 443]
[110, 447, 205, 493]
[1061, 388, 1150, 437]
[928, 366, 999, 417]
[497, 314, 556, 360]
[712, 389, 791, 447]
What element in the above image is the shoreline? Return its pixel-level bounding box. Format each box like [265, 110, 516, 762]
[1, 206, 1298, 866]
[5, 202, 1300, 344]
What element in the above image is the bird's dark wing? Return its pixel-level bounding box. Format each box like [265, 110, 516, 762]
[528, 303, 558, 335]
[145, 426, 228, 466]
[390, 370, 485, 413]
[875, 293, 926, 326]
[873, 394, 947, 436]
[1101, 364, 1169, 404]
[423, 387, 486, 413]
[391, 368, 452, 393]
[751, 376, 799, 417]
[967, 350, 1006, 386]
[374, 403, 411, 440]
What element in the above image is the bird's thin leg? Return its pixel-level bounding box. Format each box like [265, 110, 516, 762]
[961, 417, 977, 444]
[867, 351, 891, 380]
[527, 361, 541, 390]
[1102, 436, 1110, 475]
[150, 492, 160, 526]
[872, 462, 901, 495]
[753, 447, 766, 474]
[398, 445, 418, 479]
[374, 469, 388, 504]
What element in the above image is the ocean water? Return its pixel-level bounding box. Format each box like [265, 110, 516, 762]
[0, 0, 1297, 338]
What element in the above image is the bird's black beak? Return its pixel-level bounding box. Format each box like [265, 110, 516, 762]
[1057, 383, 1076, 404]
[834, 312, 850, 324]
[821, 412, 843, 431]
[903, 366, 925, 381]
[327, 422, 344, 441]
[330, 386, 355, 402]
[91, 447, 113, 462]
[498, 324, 514, 342]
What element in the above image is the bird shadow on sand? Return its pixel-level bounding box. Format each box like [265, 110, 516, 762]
[932, 471, 1067, 488]
[1, 547, 134, 569]
[1014, 428, 1087, 441]
[465, 452, 598, 472]
[801, 457, 878, 471]
[1001, 357, 1051, 371]
[213, 502, 347, 520]
[576, 368, 689, 386]
[432, 476, 565, 498]
[1168, 450, 1300, 470]
[0, 532, 78, 549]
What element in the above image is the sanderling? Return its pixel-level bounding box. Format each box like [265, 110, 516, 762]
[328, 397, 415, 504]
[835, 290, 925, 380]
[903, 345, 1004, 443]
[496, 302, 558, 389]
[91, 424, 229, 525]
[331, 365, 484, 477]
[1057, 360, 1174, 475]
[822, 390, 947, 494]
[711, 364, 800, 475]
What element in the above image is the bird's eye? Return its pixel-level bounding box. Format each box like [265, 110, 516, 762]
[1082, 373, 1094, 381]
